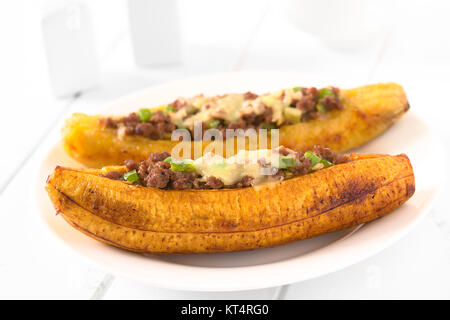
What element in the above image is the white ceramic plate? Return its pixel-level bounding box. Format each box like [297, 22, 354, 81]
[35, 71, 445, 291]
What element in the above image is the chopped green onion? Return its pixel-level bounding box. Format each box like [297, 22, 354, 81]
[184, 163, 196, 172]
[262, 122, 276, 130]
[278, 156, 295, 169]
[317, 103, 327, 113]
[171, 161, 196, 172]
[304, 151, 333, 169]
[170, 162, 186, 172]
[304, 151, 322, 167]
[208, 119, 220, 129]
[319, 88, 334, 99]
[137, 108, 152, 122]
[284, 171, 293, 178]
[320, 158, 333, 167]
[212, 161, 227, 168]
[164, 157, 196, 172]
[124, 169, 139, 183]
[164, 106, 175, 114]
[292, 86, 302, 92]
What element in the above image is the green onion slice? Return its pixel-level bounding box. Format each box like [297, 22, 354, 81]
[164, 157, 196, 172]
[124, 169, 139, 183]
[317, 103, 327, 113]
[171, 161, 196, 172]
[262, 122, 276, 130]
[304, 151, 333, 169]
[292, 86, 302, 92]
[208, 119, 220, 129]
[304, 151, 321, 167]
[319, 88, 334, 99]
[212, 161, 227, 168]
[137, 108, 152, 122]
[320, 158, 333, 167]
[278, 156, 295, 169]
[164, 106, 175, 114]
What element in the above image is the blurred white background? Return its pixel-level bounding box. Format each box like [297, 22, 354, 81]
[0, 0, 449, 299]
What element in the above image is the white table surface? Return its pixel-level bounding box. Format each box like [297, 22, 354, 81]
[1, 0, 449, 299]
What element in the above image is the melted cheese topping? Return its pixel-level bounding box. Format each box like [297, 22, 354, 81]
[173, 88, 304, 130]
[193, 148, 296, 186]
[182, 94, 245, 128]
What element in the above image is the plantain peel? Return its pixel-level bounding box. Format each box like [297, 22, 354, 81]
[62, 83, 409, 168]
[45, 154, 415, 254]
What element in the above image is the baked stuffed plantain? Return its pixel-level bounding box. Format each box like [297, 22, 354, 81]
[46, 146, 415, 254]
[62, 83, 409, 168]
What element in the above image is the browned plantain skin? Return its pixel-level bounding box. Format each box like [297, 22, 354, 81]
[46, 154, 415, 254]
[62, 83, 409, 168]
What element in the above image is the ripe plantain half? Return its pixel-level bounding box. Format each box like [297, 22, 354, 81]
[62, 83, 409, 168]
[45, 153, 415, 254]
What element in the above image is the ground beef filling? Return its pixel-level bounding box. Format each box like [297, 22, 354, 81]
[204, 87, 342, 133]
[311, 145, 348, 164]
[98, 87, 343, 140]
[101, 146, 348, 190]
[297, 87, 342, 121]
[99, 110, 175, 140]
[207, 106, 274, 138]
